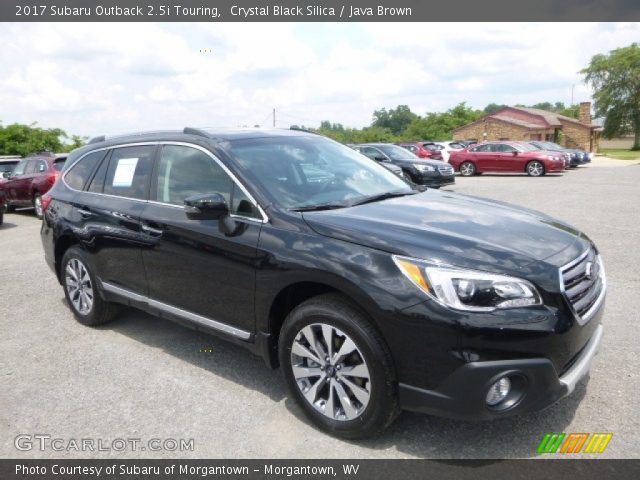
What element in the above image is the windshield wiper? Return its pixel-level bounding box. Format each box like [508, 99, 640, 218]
[350, 190, 417, 207]
[290, 202, 350, 212]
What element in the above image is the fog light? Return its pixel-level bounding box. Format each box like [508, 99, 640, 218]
[486, 377, 511, 406]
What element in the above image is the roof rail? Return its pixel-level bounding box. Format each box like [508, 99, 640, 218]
[289, 126, 319, 135]
[183, 127, 212, 139]
[27, 151, 55, 157]
[88, 136, 106, 144]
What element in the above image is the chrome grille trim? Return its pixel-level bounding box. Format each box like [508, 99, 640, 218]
[437, 166, 454, 176]
[559, 248, 606, 325]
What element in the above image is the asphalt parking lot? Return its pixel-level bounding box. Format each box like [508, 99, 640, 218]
[1, 157, 639, 459]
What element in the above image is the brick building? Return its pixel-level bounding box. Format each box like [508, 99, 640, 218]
[452, 102, 600, 152]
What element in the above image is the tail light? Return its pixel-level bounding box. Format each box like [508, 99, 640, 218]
[41, 192, 53, 213]
[47, 172, 60, 186]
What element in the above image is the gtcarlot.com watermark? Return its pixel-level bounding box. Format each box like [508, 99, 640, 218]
[15, 435, 194, 452]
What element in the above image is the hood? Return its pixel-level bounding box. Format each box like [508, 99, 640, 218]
[302, 190, 588, 275]
[393, 157, 448, 167]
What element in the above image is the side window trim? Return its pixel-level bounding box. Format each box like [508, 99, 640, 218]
[151, 142, 267, 223]
[62, 141, 268, 223]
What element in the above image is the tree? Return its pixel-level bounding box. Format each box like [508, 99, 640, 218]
[371, 105, 418, 136]
[581, 43, 640, 150]
[403, 102, 482, 140]
[483, 103, 505, 114]
[0, 123, 66, 156]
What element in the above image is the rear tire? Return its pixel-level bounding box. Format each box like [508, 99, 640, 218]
[527, 160, 545, 177]
[61, 246, 118, 326]
[459, 161, 476, 176]
[279, 293, 399, 439]
[33, 192, 43, 219]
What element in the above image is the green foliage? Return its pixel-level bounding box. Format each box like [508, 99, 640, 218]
[483, 103, 505, 114]
[371, 105, 418, 136]
[581, 43, 640, 149]
[316, 122, 395, 144]
[403, 103, 482, 141]
[558, 105, 580, 119]
[0, 122, 87, 155]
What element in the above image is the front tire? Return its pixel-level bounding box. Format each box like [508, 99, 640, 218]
[279, 294, 399, 439]
[527, 160, 545, 177]
[61, 246, 118, 326]
[459, 161, 476, 176]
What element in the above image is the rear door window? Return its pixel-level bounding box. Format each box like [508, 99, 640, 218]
[103, 146, 156, 200]
[24, 160, 37, 174]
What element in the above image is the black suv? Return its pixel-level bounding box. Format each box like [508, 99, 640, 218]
[41, 129, 605, 439]
[354, 143, 455, 188]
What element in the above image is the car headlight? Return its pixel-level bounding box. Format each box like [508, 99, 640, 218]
[414, 164, 435, 172]
[393, 255, 542, 312]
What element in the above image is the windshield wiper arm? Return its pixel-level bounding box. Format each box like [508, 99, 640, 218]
[350, 190, 417, 207]
[290, 202, 350, 212]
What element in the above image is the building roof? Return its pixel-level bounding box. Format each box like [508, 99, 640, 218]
[453, 106, 593, 133]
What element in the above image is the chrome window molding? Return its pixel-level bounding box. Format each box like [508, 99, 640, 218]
[100, 281, 251, 341]
[62, 141, 269, 223]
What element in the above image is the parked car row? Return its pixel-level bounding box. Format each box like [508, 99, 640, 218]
[0, 152, 67, 218]
[350, 143, 455, 188]
[448, 141, 591, 177]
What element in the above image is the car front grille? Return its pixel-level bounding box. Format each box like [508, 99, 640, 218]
[560, 248, 606, 323]
[438, 165, 454, 176]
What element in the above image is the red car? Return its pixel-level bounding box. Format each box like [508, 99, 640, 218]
[449, 141, 565, 177]
[399, 142, 443, 160]
[0, 153, 67, 219]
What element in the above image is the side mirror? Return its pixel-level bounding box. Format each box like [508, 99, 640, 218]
[374, 155, 386, 162]
[184, 193, 229, 220]
[2, 172, 11, 179]
[512, 151, 518, 156]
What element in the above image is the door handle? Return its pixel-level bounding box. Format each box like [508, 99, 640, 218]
[141, 224, 163, 236]
[77, 208, 93, 217]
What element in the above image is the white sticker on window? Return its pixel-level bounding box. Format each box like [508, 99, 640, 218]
[112, 158, 139, 187]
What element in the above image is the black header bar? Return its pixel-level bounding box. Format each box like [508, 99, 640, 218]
[3, 0, 640, 22]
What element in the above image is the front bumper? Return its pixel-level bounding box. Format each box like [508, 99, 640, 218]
[399, 323, 603, 420]
[411, 171, 456, 187]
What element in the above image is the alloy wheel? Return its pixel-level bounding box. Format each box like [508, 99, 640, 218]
[460, 162, 475, 176]
[65, 258, 94, 315]
[34, 195, 43, 218]
[528, 161, 544, 176]
[290, 323, 371, 421]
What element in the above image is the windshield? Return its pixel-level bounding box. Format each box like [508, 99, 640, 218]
[377, 144, 419, 161]
[543, 142, 563, 150]
[227, 136, 412, 209]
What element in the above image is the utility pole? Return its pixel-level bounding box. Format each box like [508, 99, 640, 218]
[272, 108, 276, 128]
[571, 85, 575, 105]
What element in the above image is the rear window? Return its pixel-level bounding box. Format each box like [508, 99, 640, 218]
[64, 151, 106, 190]
[53, 158, 66, 171]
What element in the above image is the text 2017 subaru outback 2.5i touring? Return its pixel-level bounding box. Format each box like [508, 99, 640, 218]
[41, 128, 606, 439]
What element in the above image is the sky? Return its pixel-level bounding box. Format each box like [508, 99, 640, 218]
[0, 22, 638, 138]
